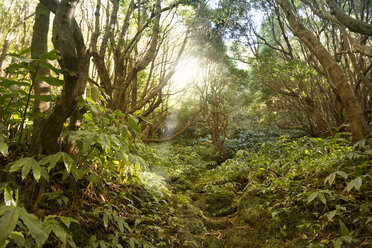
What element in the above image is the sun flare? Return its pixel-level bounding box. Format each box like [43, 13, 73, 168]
[171, 56, 201, 91]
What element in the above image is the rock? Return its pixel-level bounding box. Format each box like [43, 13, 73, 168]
[223, 226, 258, 248]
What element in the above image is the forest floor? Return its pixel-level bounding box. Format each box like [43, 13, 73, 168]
[152, 142, 279, 248]
[166, 166, 256, 248]
[150, 137, 372, 248]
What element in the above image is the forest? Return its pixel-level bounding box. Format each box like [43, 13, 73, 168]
[0, 0, 371, 247]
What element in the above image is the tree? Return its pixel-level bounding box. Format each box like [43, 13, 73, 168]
[30, 2, 51, 154]
[36, 0, 91, 154]
[276, 0, 370, 142]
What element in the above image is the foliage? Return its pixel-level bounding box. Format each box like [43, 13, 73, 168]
[204, 135, 372, 247]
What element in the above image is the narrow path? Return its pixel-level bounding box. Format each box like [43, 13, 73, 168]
[166, 167, 259, 248]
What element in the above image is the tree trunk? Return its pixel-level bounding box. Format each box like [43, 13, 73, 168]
[39, 0, 90, 154]
[276, 0, 370, 142]
[31, 3, 50, 155]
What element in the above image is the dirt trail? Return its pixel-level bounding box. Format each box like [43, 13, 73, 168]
[167, 168, 259, 248]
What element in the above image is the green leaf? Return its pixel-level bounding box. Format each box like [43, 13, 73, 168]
[127, 114, 141, 134]
[39, 49, 60, 60]
[40, 167, 49, 181]
[346, 177, 362, 192]
[339, 220, 349, 236]
[336, 171, 348, 179]
[32, 161, 41, 182]
[33, 95, 54, 102]
[334, 238, 342, 248]
[366, 217, 372, 224]
[325, 172, 336, 186]
[21, 161, 32, 179]
[10, 157, 37, 173]
[325, 210, 337, 221]
[35, 76, 63, 86]
[59, 216, 78, 228]
[20, 47, 31, 55]
[0, 140, 8, 157]
[0, 78, 30, 87]
[38, 62, 62, 74]
[308, 192, 317, 203]
[100, 240, 108, 248]
[4, 187, 16, 207]
[318, 192, 327, 205]
[18, 207, 48, 247]
[40, 152, 62, 172]
[51, 223, 67, 244]
[61, 152, 73, 173]
[103, 213, 109, 229]
[11, 231, 25, 247]
[0, 207, 19, 246]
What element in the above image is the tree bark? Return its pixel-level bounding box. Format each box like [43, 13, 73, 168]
[326, 0, 372, 36]
[31, 3, 51, 155]
[276, 0, 370, 142]
[39, 0, 90, 154]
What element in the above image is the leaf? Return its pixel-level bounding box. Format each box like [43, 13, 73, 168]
[61, 152, 73, 173]
[100, 240, 108, 248]
[318, 192, 327, 205]
[51, 223, 67, 244]
[334, 238, 342, 248]
[325, 172, 336, 186]
[115, 216, 124, 232]
[103, 213, 109, 229]
[308, 192, 318, 203]
[10, 157, 37, 172]
[336, 171, 348, 179]
[346, 177, 362, 192]
[59, 216, 78, 228]
[0, 207, 19, 246]
[325, 210, 337, 221]
[123, 220, 132, 233]
[38, 62, 62, 74]
[4, 187, 16, 207]
[21, 160, 32, 179]
[339, 220, 350, 236]
[39, 49, 60, 60]
[40, 167, 49, 181]
[33, 95, 54, 102]
[127, 114, 141, 134]
[20, 47, 31, 55]
[40, 152, 62, 172]
[0, 140, 8, 157]
[18, 207, 48, 247]
[32, 161, 41, 182]
[0, 78, 30, 87]
[366, 217, 372, 224]
[35, 76, 63, 86]
[11, 231, 25, 247]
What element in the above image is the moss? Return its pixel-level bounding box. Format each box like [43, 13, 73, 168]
[194, 191, 236, 217]
[261, 238, 285, 248]
[185, 217, 205, 235]
[202, 234, 223, 248]
[238, 188, 266, 212]
[223, 226, 258, 248]
[287, 238, 308, 248]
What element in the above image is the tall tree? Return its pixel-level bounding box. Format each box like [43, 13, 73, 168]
[38, 0, 91, 154]
[30, 2, 50, 154]
[276, 0, 370, 142]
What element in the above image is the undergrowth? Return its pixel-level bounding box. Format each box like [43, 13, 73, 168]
[201, 135, 372, 247]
